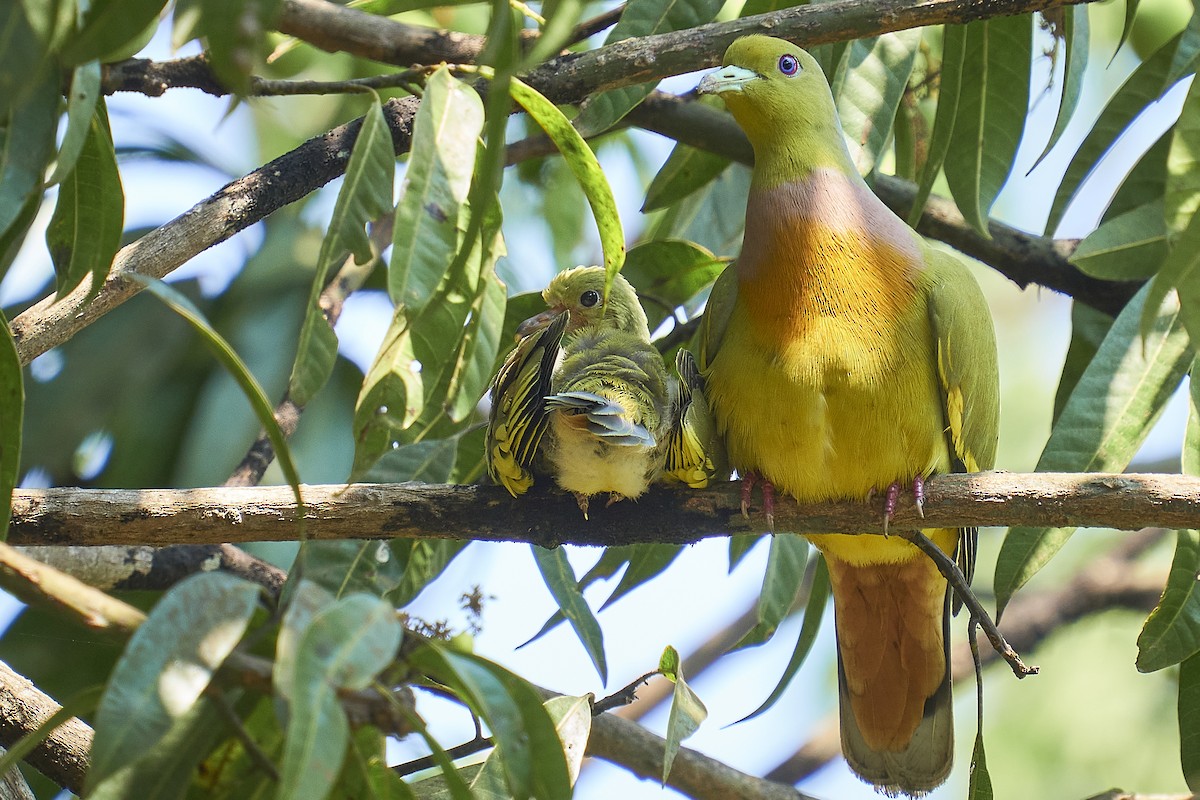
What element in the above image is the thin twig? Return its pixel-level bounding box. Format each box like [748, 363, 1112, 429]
[392, 733, 494, 777]
[569, 4, 627, 44]
[899, 530, 1038, 678]
[208, 689, 280, 782]
[593, 670, 658, 714]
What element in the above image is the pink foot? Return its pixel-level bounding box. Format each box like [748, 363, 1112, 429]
[740, 472, 776, 532]
[881, 476, 926, 535]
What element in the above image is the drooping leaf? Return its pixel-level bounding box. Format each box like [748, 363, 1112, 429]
[572, 0, 724, 136]
[0, 314, 21, 541]
[46, 100, 124, 301]
[642, 143, 730, 213]
[63, 0, 168, 64]
[390, 68, 482, 314]
[443, 260, 507, 423]
[349, 309, 424, 479]
[510, 77, 625, 287]
[1116, 0, 1141, 60]
[290, 96, 395, 407]
[658, 645, 707, 783]
[531, 546, 607, 683]
[0, 71, 58, 242]
[410, 643, 572, 800]
[830, 30, 922, 177]
[131, 276, 305, 511]
[1180, 651, 1200, 791]
[337, 726, 417, 800]
[47, 60, 103, 186]
[1106, 128, 1171, 222]
[277, 594, 404, 800]
[88, 573, 260, 790]
[1142, 205, 1200, 346]
[1031, 6, 1089, 169]
[389, 540, 470, 607]
[1046, 31, 1187, 235]
[908, 24, 966, 225]
[966, 710, 994, 800]
[1069, 199, 1167, 281]
[943, 14, 1032, 235]
[1137, 530, 1200, 671]
[733, 534, 809, 649]
[0, 2, 52, 115]
[994, 284, 1193, 616]
[736, 555, 829, 723]
[1053, 303, 1113, 424]
[1166, 63, 1200, 234]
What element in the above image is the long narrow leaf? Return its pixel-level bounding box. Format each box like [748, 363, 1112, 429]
[659, 645, 707, 784]
[510, 78, 625, 290]
[908, 24, 965, 226]
[732, 534, 809, 650]
[531, 546, 607, 683]
[47, 60, 103, 186]
[290, 96, 394, 407]
[994, 284, 1193, 616]
[1030, 6, 1089, 169]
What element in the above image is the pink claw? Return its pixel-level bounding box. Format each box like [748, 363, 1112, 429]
[913, 475, 926, 518]
[880, 477, 927, 534]
[740, 472, 777, 532]
[740, 473, 758, 519]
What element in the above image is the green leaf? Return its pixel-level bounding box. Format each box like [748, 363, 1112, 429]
[46, 101, 124, 301]
[1137, 530, 1200, 671]
[943, 14, 1032, 235]
[572, 0, 724, 136]
[621, 239, 726, 331]
[304, 540, 405, 599]
[1069, 199, 1167, 281]
[290, 96, 395, 407]
[733, 534, 809, 649]
[544, 695, 591, 785]
[131, 276, 305, 511]
[994, 284, 1193, 616]
[830, 30, 922, 177]
[1187, 355, 1200, 475]
[642, 143, 729, 213]
[1106, 128, 1171, 222]
[510, 77, 625, 287]
[47, 60, 103, 186]
[531, 546, 607, 683]
[92, 693, 242, 800]
[1031, 6, 1089, 169]
[1180, 651, 1200, 791]
[405, 712, 476, 800]
[0, 192, 39, 283]
[967, 715, 993, 800]
[0, 70, 58, 241]
[189, 696, 283, 800]
[1143, 205, 1200, 345]
[88, 573, 260, 791]
[728, 533, 763, 571]
[411, 644, 572, 800]
[908, 24, 966, 226]
[1116, 0, 1141, 59]
[736, 555, 829, 723]
[64, 0, 168, 64]
[444, 263, 506, 423]
[338, 726, 416, 800]
[0, 314, 21, 541]
[278, 594, 404, 800]
[350, 309, 424, 479]
[1047, 31, 1186, 235]
[1053, 303, 1113, 424]
[365, 437, 459, 483]
[199, 0, 281, 95]
[658, 645, 707, 783]
[390, 68, 482, 313]
[1166, 62, 1200, 234]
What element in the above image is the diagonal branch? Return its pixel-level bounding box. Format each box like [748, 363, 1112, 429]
[7, 472, 1200, 547]
[12, 0, 1106, 365]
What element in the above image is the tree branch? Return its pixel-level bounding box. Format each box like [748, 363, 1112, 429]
[0, 661, 92, 795]
[7, 473, 1200, 547]
[12, 0, 1106, 364]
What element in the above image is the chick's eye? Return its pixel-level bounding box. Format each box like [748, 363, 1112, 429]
[778, 54, 800, 76]
[580, 289, 601, 308]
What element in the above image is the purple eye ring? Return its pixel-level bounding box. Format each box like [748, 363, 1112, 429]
[778, 54, 800, 76]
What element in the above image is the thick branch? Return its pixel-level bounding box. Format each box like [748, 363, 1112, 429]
[12, 0, 1105, 364]
[0, 661, 92, 795]
[8, 473, 1200, 547]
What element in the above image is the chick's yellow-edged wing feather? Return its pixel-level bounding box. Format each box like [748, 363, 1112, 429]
[662, 349, 729, 488]
[486, 312, 568, 496]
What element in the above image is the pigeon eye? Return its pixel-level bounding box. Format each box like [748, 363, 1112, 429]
[580, 289, 601, 308]
[778, 54, 800, 76]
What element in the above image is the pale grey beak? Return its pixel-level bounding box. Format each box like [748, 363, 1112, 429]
[697, 65, 759, 95]
[516, 308, 565, 338]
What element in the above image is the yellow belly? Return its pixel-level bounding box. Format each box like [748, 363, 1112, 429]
[542, 414, 657, 500]
[706, 303, 955, 563]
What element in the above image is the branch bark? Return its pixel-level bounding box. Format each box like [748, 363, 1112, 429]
[0, 661, 92, 795]
[8, 473, 1200, 547]
[12, 0, 1107, 365]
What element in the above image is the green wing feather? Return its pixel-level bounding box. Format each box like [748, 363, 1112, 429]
[924, 246, 1001, 587]
[662, 349, 729, 487]
[696, 265, 738, 373]
[486, 312, 569, 496]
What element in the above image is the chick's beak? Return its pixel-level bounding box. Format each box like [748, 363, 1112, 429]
[516, 308, 565, 339]
[697, 64, 759, 95]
